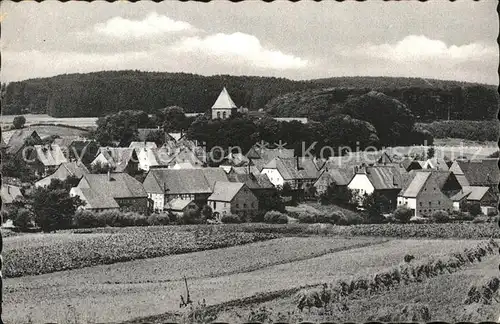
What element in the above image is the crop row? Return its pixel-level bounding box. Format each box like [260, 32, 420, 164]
[230, 222, 500, 239]
[295, 239, 499, 311]
[3, 226, 278, 278]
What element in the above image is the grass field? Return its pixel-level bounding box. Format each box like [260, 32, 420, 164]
[0, 114, 98, 128]
[3, 232, 490, 324]
[213, 253, 500, 323]
[2, 124, 91, 143]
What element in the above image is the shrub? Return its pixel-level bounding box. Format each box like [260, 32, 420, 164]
[147, 213, 170, 226]
[431, 210, 450, 223]
[472, 216, 488, 224]
[337, 212, 364, 226]
[221, 214, 241, 224]
[182, 204, 202, 225]
[393, 206, 413, 224]
[450, 210, 474, 221]
[73, 210, 105, 228]
[487, 209, 498, 217]
[12, 116, 26, 129]
[463, 202, 483, 217]
[318, 212, 342, 225]
[296, 212, 317, 224]
[264, 210, 288, 224]
[13, 208, 34, 231]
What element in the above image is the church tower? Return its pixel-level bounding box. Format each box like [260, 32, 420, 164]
[211, 87, 237, 120]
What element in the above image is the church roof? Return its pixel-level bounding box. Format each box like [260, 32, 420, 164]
[212, 87, 237, 109]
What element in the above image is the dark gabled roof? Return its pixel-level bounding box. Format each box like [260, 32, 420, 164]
[95, 147, 137, 172]
[317, 168, 354, 187]
[36, 161, 89, 187]
[207, 181, 244, 202]
[227, 173, 274, 190]
[457, 158, 499, 186]
[79, 173, 147, 199]
[6, 129, 41, 155]
[71, 187, 119, 209]
[399, 170, 458, 198]
[246, 146, 295, 161]
[425, 158, 450, 171]
[143, 168, 227, 195]
[363, 165, 405, 190]
[264, 157, 320, 180]
[230, 166, 261, 176]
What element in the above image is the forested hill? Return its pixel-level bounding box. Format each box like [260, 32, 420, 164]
[1, 70, 497, 120]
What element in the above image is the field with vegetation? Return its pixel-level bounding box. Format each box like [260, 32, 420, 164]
[1, 124, 91, 143]
[2, 226, 278, 277]
[212, 251, 500, 323]
[416, 120, 499, 142]
[0, 114, 97, 129]
[3, 223, 496, 324]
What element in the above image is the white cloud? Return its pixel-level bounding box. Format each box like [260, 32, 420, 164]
[171, 32, 309, 70]
[347, 35, 497, 63]
[93, 12, 197, 39]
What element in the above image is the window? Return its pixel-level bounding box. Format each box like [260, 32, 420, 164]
[223, 111, 227, 119]
[429, 202, 432, 206]
[419, 202, 422, 206]
[438, 201, 440, 205]
[244, 203, 247, 208]
[236, 203, 239, 208]
[217, 111, 221, 119]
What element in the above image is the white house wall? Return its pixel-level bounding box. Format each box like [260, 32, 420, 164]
[261, 169, 284, 187]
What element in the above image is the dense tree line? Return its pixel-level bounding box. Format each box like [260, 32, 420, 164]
[416, 120, 499, 142]
[1, 71, 497, 121]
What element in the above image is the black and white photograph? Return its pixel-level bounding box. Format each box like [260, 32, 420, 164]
[0, 0, 499, 323]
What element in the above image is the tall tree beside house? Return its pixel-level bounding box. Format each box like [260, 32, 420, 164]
[319, 183, 354, 207]
[156, 106, 188, 132]
[427, 146, 435, 159]
[28, 185, 84, 232]
[12, 116, 26, 129]
[181, 204, 202, 225]
[362, 192, 388, 224]
[93, 110, 150, 146]
[1, 153, 37, 183]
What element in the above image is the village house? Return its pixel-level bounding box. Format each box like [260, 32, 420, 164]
[35, 161, 89, 188]
[165, 147, 205, 169]
[70, 172, 149, 214]
[348, 165, 407, 212]
[451, 186, 498, 215]
[53, 137, 99, 164]
[400, 157, 425, 172]
[25, 144, 68, 177]
[246, 145, 295, 161]
[207, 181, 259, 219]
[397, 170, 462, 218]
[4, 129, 42, 156]
[314, 167, 354, 196]
[423, 157, 451, 171]
[1, 184, 23, 208]
[211, 87, 238, 120]
[228, 165, 262, 176]
[91, 147, 139, 174]
[128, 142, 174, 171]
[449, 158, 499, 190]
[261, 157, 321, 190]
[142, 167, 228, 212]
[167, 198, 198, 217]
[227, 170, 276, 207]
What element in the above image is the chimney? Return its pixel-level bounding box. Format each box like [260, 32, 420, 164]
[393, 175, 397, 186]
[7, 186, 10, 194]
[296, 156, 300, 170]
[107, 169, 111, 181]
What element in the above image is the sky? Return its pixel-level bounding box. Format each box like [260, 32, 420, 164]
[1, 0, 498, 85]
